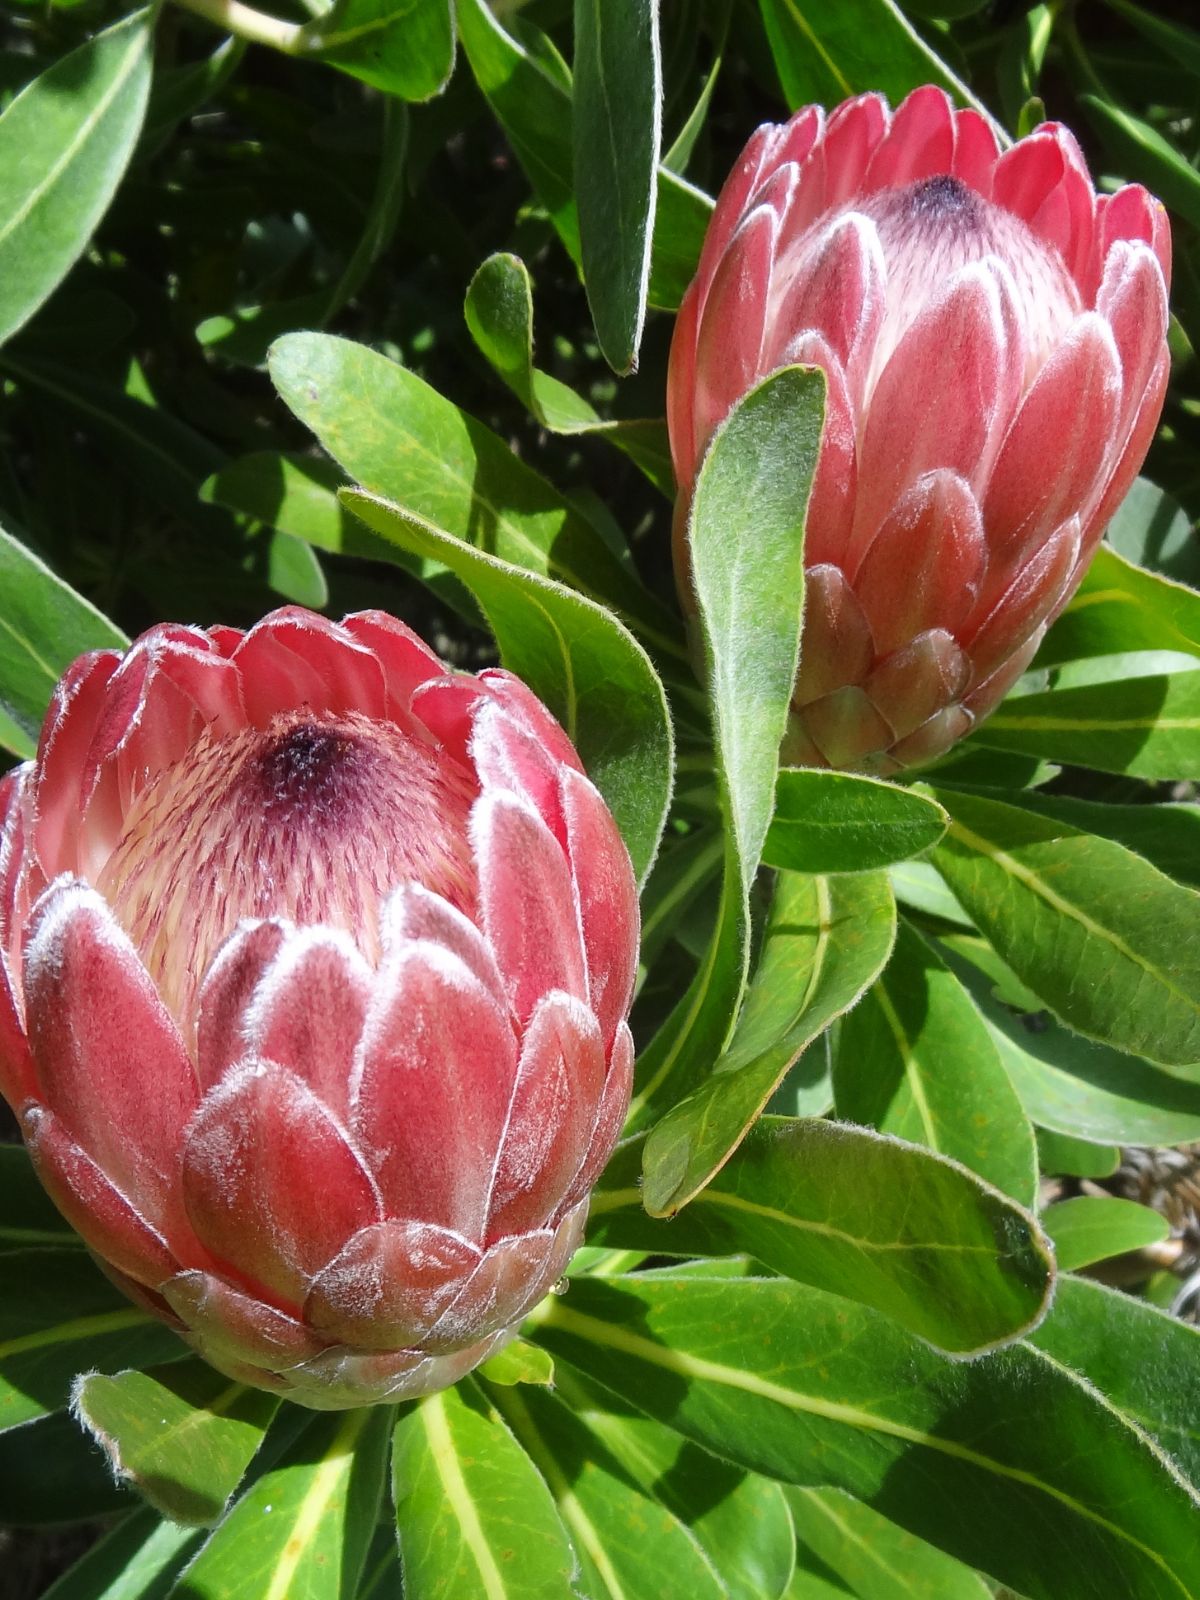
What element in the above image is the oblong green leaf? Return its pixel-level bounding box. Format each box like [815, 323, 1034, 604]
[787, 1487, 993, 1600]
[489, 1380, 728, 1600]
[1036, 1127, 1121, 1180]
[1040, 546, 1200, 665]
[39, 1508, 201, 1600]
[392, 1380, 578, 1600]
[1029, 1276, 1200, 1489]
[456, 0, 712, 311]
[641, 870, 896, 1215]
[974, 672, 1200, 779]
[299, 0, 454, 100]
[0, 519, 127, 757]
[530, 1275, 1200, 1600]
[1041, 1196, 1169, 1272]
[0, 1250, 183, 1433]
[477, 1339, 556, 1389]
[595, 1116, 1052, 1354]
[573, 0, 661, 373]
[463, 253, 674, 494]
[73, 1360, 279, 1526]
[1101, 0, 1200, 78]
[202, 450, 475, 621]
[550, 1364, 795, 1600]
[1000, 792, 1200, 890]
[628, 367, 824, 1132]
[757, 0, 990, 113]
[764, 769, 947, 875]
[941, 938, 1200, 1147]
[1080, 92, 1200, 230]
[0, 10, 153, 348]
[268, 331, 682, 660]
[928, 786, 1200, 1071]
[834, 923, 1038, 1205]
[342, 489, 673, 886]
[179, 1406, 390, 1600]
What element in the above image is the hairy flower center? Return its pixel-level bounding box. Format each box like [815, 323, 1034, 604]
[868, 174, 1082, 386]
[96, 711, 478, 1028]
[783, 173, 1083, 395]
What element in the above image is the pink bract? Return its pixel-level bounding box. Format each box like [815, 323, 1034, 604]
[0, 608, 638, 1408]
[667, 86, 1172, 772]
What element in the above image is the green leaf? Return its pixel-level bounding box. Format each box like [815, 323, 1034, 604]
[1080, 92, 1200, 231]
[391, 1380, 578, 1600]
[888, 858, 972, 926]
[928, 785, 1200, 1072]
[0, 9, 153, 349]
[650, 168, 716, 311]
[997, 2, 1055, 129]
[489, 1380, 728, 1600]
[342, 489, 673, 886]
[698, 369, 821, 892]
[530, 1274, 1200, 1600]
[1040, 1196, 1169, 1273]
[478, 1339, 556, 1388]
[756, 0, 991, 114]
[1040, 545, 1200, 664]
[0, 518, 127, 757]
[572, 0, 661, 372]
[764, 770, 947, 875]
[629, 367, 824, 1135]
[593, 1116, 1052, 1355]
[73, 1360, 279, 1526]
[638, 825, 723, 967]
[1101, 0, 1200, 78]
[465, 252, 605, 430]
[457, 0, 712, 311]
[0, 1143, 79, 1252]
[550, 1364, 795, 1600]
[268, 331, 682, 660]
[973, 672, 1200, 780]
[181, 1406, 390, 1599]
[464, 253, 674, 494]
[1028, 1276, 1200, 1488]
[0, 1250, 185, 1433]
[639, 870, 896, 1215]
[997, 792, 1200, 890]
[1105, 478, 1200, 586]
[299, 0, 454, 99]
[1036, 1128, 1120, 1180]
[941, 938, 1200, 1147]
[39, 1508, 202, 1600]
[834, 923, 1038, 1205]
[787, 1487, 993, 1600]
[662, 0, 729, 175]
[202, 449, 473, 618]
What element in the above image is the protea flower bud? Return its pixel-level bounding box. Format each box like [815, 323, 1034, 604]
[0, 608, 637, 1408]
[668, 86, 1171, 772]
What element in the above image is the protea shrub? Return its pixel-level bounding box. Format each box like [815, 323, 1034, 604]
[668, 85, 1172, 772]
[0, 608, 637, 1408]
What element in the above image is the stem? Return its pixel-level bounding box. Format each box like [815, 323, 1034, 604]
[170, 0, 305, 54]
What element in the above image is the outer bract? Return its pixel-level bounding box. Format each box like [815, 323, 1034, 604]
[0, 609, 638, 1408]
[668, 86, 1172, 772]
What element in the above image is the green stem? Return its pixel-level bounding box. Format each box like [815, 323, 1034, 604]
[170, 0, 305, 53]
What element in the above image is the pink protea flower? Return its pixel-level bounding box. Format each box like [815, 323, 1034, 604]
[0, 608, 637, 1409]
[668, 86, 1172, 772]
